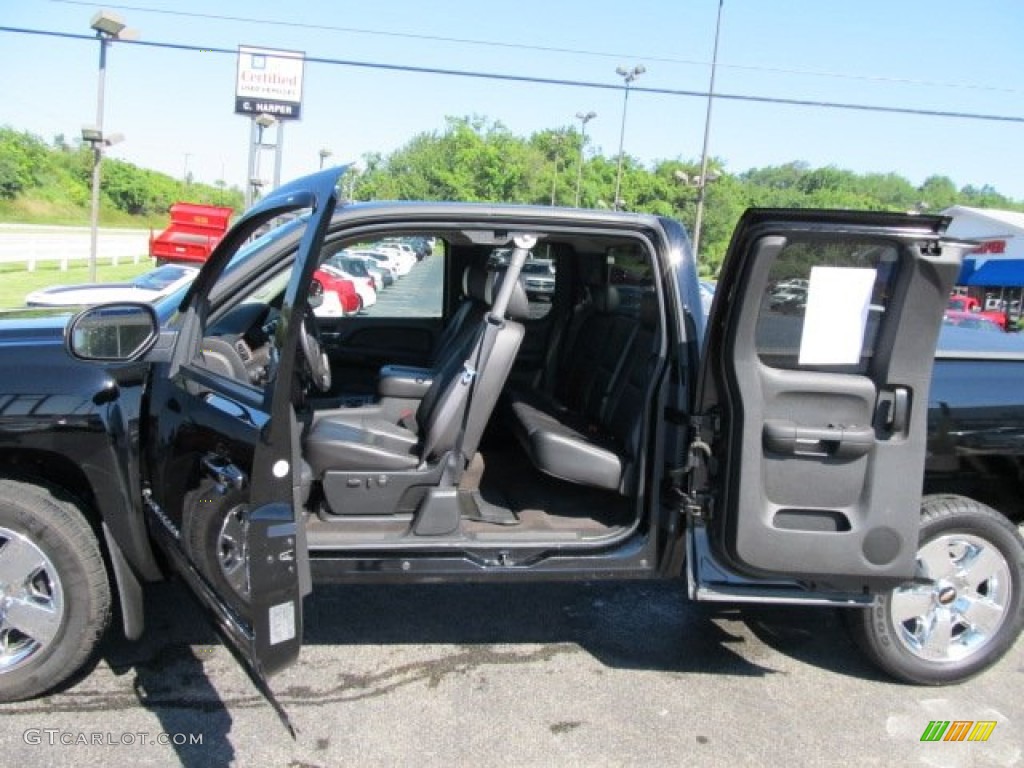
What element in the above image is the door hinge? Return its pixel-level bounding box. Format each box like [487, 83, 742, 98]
[683, 491, 712, 521]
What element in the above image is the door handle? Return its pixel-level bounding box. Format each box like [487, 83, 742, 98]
[201, 454, 248, 492]
[763, 420, 874, 459]
[889, 387, 910, 433]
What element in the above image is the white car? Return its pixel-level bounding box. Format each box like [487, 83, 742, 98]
[352, 248, 411, 278]
[25, 264, 199, 307]
[376, 244, 417, 274]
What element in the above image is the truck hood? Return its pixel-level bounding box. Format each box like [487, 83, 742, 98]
[0, 309, 72, 346]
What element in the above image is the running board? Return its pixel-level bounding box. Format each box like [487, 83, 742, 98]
[687, 525, 876, 608]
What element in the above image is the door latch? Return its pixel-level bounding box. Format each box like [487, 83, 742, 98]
[201, 454, 248, 493]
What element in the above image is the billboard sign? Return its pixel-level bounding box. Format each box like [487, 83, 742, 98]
[235, 46, 305, 120]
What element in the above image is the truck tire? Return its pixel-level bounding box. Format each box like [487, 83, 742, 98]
[0, 479, 111, 701]
[849, 495, 1023, 684]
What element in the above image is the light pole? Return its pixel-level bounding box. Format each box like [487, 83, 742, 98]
[85, 10, 134, 283]
[318, 148, 332, 169]
[675, 168, 720, 219]
[692, 0, 724, 262]
[574, 111, 596, 207]
[613, 65, 645, 210]
[549, 134, 565, 206]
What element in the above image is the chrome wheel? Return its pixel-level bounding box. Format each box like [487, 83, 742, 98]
[217, 506, 250, 600]
[890, 533, 1012, 664]
[0, 526, 65, 673]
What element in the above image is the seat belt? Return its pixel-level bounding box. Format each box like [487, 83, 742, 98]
[444, 234, 537, 485]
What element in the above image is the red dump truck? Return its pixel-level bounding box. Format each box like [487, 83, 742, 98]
[149, 202, 233, 265]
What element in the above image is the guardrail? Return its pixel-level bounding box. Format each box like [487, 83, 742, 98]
[0, 224, 151, 271]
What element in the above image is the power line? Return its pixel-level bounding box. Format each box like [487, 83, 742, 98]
[4, 24, 1024, 126]
[44, 0, 1023, 95]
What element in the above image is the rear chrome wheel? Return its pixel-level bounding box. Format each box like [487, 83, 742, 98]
[849, 495, 1023, 684]
[889, 532, 1012, 664]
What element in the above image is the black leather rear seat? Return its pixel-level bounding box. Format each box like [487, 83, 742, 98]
[511, 289, 659, 493]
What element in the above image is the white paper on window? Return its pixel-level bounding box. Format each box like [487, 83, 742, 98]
[798, 266, 877, 366]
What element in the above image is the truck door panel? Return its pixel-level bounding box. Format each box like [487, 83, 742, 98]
[697, 211, 968, 588]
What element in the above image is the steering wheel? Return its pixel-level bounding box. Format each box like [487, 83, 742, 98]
[298, 308, 332, 393]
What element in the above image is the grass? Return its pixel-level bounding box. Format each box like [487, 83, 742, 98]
[0, 196, 168, 229]
[0, 260, 153, 309]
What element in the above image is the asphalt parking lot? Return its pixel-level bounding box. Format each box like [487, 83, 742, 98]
[0, 578, 1019, 767]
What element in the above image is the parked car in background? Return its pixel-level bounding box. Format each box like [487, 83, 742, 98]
[943, 309, 1004, 332]
[312, 268, 360, 316]
[320, 262, 376, 310]
[948, 294, 1009, 330]
[406, 236, 434, 260]
[699, 279, 716, 317]
[352, 248, 410, 278]
[520, 259, 556, 300]
[382, 240, 418, 265]
[328, 254, 383, 292]
[375, 243, 417, 275]
[25, 264, 199, 307]
[345, 253, 393, 288]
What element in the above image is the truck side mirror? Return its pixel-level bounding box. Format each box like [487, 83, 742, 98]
[66, 303, 160, 362]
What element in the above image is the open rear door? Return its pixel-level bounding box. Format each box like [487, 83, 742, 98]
[693, 210, 969, 591]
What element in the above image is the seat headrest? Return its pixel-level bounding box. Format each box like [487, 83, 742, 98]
[639, 292, 659, 330]
[463, 264, 491, 303]
[592, 285, 620, 313]
[485, 271, 531, 321]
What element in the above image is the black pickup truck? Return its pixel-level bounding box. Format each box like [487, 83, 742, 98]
[0, 168, 1021, 727]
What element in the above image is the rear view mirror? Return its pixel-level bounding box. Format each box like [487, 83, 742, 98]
[66, 302, 159, 361]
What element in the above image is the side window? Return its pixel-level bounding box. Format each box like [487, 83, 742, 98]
[608, 244, 655, 317]
[755, 238, 899, 373]
[329, 236, 444, 319]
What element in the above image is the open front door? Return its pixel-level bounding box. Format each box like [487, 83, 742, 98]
[143, 168, 344, 731]
[693, 210, 969, 591]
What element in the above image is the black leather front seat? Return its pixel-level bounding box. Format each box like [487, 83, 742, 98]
[304, 270, 531, 480]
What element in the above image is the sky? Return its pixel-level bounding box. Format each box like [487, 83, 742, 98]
[2, 0, 1023, 200]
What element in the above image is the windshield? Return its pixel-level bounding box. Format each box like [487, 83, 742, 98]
[131, 265, 192, 291]
[340, 259, 368, 276]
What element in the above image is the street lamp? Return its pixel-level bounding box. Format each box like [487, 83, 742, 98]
[675, 168, 720, 258]
[613, 65, 645, 210]
[86, 10, 136, 283]
[574, 111, 596, 207]
[692, 0, 724, 262]
[318, 148, 332, 170]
